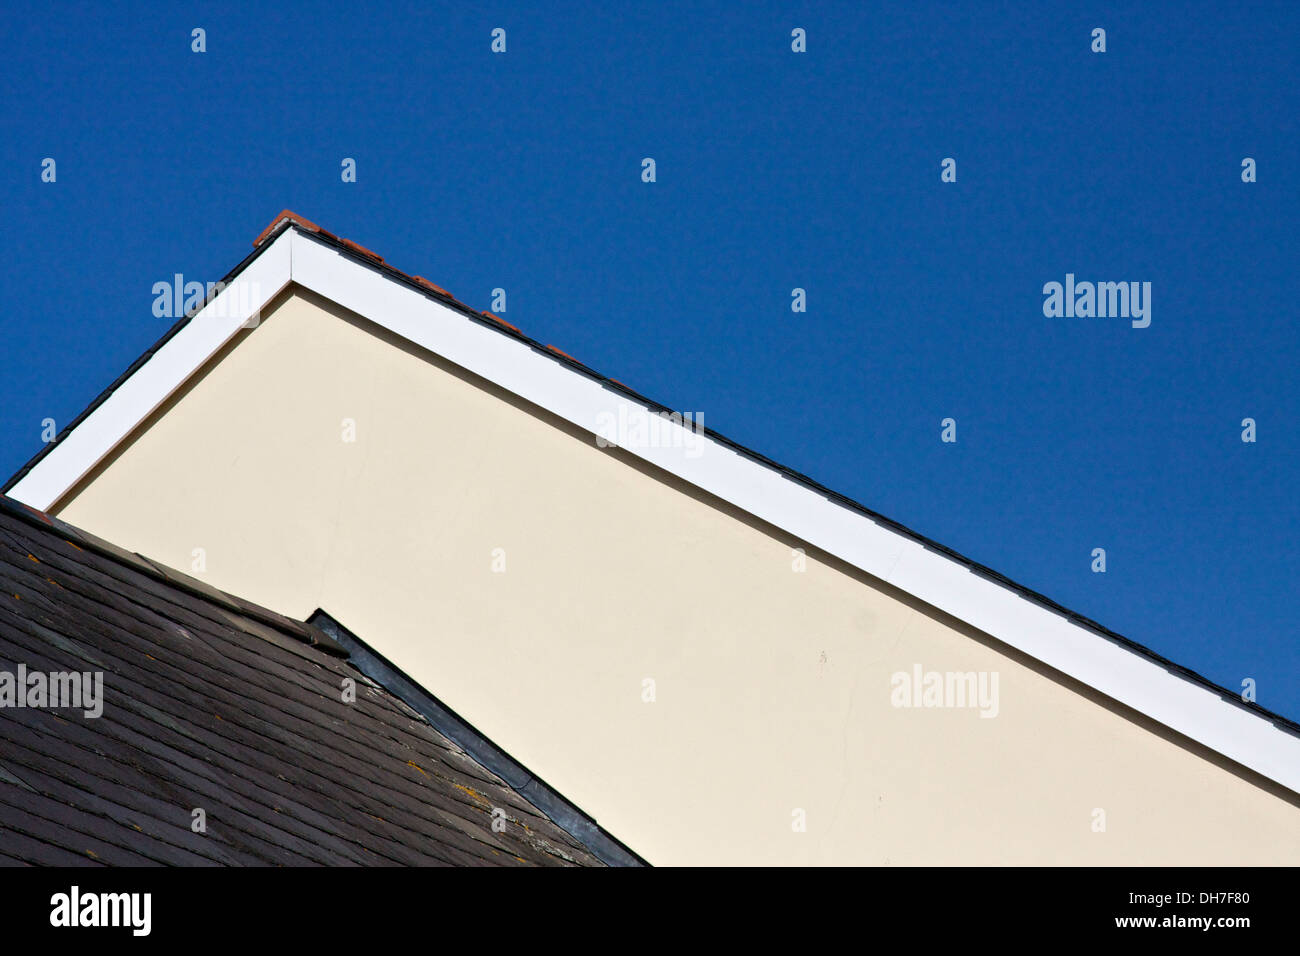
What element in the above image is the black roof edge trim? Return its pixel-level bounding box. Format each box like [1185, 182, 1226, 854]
[307, 608, 649, 867]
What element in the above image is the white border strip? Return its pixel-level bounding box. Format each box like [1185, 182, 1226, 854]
[8, 231, 294, 510]
[11, 226, 1299, 795]
[290, 232, 1300, 795]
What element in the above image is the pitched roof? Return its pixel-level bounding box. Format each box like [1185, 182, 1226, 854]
[0, 496, 612, 867]
[5, 212, 1300, 799]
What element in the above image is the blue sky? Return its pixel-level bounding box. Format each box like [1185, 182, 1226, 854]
[2, 2, 1297, 717]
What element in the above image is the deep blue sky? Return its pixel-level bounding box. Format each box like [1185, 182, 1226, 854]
[2, 3, 1297, 717]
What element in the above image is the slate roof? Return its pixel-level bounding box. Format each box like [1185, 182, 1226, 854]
[0, 496, 604, 867]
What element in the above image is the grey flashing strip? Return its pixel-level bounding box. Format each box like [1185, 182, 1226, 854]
[307, 609, 648, 868]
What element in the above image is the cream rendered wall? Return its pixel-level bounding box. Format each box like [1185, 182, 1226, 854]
[55, 288, 1300, 865]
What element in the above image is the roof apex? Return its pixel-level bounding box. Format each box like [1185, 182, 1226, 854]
[252, 209, 321, 247]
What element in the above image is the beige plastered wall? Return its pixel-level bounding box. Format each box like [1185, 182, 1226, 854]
[52, 287, 1300, 865]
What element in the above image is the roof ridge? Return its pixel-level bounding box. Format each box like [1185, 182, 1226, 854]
[254, 210, 530, 354]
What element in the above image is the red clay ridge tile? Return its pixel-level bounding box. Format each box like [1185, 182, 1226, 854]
[545, 344, 581, 363]
[412, 276, 454, 298]
[251, 213, 539, 347]
[480, 310, 520, 333]
[337, 237, 385, 264]
[253, 210, 321, 248]
[607, 378, 631, 390]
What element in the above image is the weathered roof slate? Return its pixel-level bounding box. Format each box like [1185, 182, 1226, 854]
[0, 497, 603, 867]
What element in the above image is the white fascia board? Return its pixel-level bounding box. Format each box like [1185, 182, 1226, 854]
[8, 230, 294, 511]
[12, 225, 1298, 794]
[291, 229, 1300, 795]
